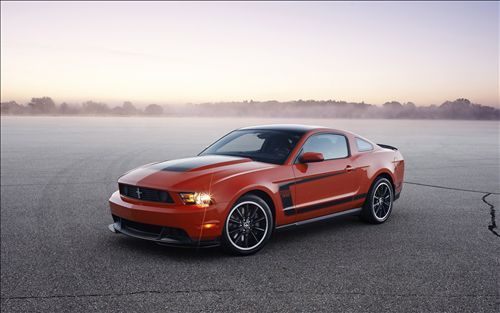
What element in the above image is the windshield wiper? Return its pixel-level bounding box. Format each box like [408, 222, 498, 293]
[210, 152, 254, 160]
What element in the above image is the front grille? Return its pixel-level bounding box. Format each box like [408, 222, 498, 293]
[114, 216, 190, 242]
[119, 184, 173, 203]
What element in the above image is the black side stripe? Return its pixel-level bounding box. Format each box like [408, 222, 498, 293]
[279, 170, 345, 191]
[286, 193, 367, 215]
[278, 170, 346, 214]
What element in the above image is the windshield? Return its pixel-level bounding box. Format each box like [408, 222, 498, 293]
[199, 130, 301, 164]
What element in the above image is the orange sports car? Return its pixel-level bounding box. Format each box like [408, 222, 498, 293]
[108, 124, 404, 255]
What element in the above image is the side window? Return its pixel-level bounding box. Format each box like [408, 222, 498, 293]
[356, 138, 374, 152]
[301, 134, 349, 160]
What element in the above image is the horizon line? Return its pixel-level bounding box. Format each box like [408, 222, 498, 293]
[1, 96, 498, 108]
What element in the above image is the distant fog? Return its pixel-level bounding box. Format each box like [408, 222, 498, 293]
[1, 97, 499, 120]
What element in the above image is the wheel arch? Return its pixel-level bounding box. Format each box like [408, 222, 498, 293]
[242, 190, 276, 223]
[372, 170, 395, 194]
[227, 187, 277, 225]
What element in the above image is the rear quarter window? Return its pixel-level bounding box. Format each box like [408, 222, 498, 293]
[356, 138, 374, 152]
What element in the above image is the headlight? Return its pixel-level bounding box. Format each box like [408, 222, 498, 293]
[179, 192, 212, 206]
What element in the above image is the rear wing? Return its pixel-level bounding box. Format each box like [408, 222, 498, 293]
[377, 144, 398, 151]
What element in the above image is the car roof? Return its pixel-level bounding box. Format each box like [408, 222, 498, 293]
[239, 124, 330, 135]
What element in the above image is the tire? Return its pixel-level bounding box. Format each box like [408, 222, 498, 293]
[222, 194, 273, 256]
[361, 177, 394, 224]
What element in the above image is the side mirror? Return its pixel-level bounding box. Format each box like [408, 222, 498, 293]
[300, 152, 324, 163]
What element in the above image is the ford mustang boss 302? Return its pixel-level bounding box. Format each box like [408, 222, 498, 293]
[108, 124, 404, 255]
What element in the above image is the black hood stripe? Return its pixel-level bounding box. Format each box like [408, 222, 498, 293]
[150, 155, 247, 172]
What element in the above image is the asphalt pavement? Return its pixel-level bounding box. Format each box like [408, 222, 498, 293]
[1, 116, 499, 312]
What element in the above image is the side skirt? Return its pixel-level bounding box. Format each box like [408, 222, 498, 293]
[394, 192, 401, 201]
[275, 207, 362, 231]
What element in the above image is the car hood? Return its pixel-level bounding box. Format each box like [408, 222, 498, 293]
[117, 155, 276, 191]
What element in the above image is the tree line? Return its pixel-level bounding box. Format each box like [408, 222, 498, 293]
[1, 97, 499, 120]
[0, 98, 164, 116]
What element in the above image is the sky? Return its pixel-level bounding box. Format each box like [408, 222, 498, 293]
[1, 1, 499, 107]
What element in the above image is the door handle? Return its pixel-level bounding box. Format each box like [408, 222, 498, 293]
[345, 165, 353, 172]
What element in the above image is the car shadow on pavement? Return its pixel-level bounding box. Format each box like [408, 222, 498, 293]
[108, 215, 367, 259]
[111, 236, 229, 260]
[268, 215, 366, 246]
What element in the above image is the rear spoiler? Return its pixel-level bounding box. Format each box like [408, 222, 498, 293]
[377, 144, 398, 151]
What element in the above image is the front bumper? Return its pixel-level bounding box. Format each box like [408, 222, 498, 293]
[108, 190, 226, 244]
[108, 218, 220, 247]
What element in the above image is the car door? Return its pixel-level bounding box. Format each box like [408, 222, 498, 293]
[289, 133, 361, 221]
